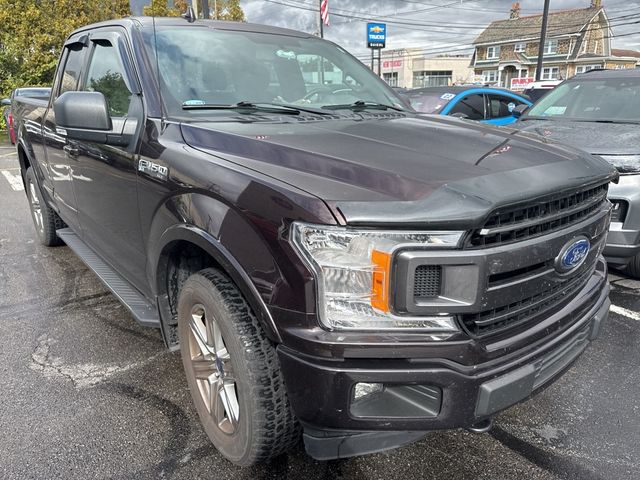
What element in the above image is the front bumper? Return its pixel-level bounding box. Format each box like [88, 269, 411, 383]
[278, 259, 610, 460]
[605, 174, 640, 265]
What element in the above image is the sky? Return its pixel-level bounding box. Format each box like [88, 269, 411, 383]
[131, 1, 640, 59]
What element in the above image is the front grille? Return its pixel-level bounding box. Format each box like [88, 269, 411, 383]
[413, 265, 442, 300]
[466, 183, 609, 248]
[461, 266, 594, 338]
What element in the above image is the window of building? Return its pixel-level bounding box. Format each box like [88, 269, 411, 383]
[576, 64, 602, 74]
[383, 72, 398, 87]
[514, 43, 526, 53]
[487, 46, 501, 59]
[412, 70, 452, 88]
[449, 94, 485, 120]
[544, 39, 558, 55]
[541, 67, 560, 80]
[482, 70, 498, 83]
[520, 69, 529, 78]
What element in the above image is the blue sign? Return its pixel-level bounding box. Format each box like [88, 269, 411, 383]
[367, 23, 386, 49]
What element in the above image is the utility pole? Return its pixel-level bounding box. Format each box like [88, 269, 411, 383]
[535, 0, 551, 81]
[214, 0, 218, 19]
[201, 0, 210, 19]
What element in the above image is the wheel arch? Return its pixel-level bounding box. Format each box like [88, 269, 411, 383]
[153, 223, 283, 348]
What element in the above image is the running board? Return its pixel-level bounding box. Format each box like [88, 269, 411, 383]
[56, 228, 160, 328]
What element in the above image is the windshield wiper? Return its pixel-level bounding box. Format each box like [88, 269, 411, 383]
[182, 101, 312, 115]
[321, 100, 406, 112]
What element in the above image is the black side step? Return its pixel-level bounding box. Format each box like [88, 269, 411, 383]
[57, 228, 160, 328]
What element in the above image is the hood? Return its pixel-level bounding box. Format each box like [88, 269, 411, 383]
[181, 113, 616, 227]
[516, 119, 640, 156]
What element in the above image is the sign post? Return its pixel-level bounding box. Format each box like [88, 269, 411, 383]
[367, 23, 386, 76]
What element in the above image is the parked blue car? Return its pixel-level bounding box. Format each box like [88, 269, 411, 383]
[406, 86, 532, 126]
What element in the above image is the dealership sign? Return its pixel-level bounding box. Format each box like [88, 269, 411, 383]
[367, 23, 386, 49]
[511, 77, 535, 91]
[382, 60, 402, 69]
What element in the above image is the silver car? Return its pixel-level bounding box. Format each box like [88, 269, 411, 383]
[515, 69, 640, 277]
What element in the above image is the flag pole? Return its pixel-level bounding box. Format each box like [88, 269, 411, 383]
[319, 0, 324, 38]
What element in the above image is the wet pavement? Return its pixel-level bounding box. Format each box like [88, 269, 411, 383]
[1, 140, 639, 479]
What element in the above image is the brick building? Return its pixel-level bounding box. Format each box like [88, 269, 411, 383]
[471, 0, 639, 90]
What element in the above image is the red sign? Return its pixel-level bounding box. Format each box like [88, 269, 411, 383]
[511, 77, 534, 90]
[382, 60, 402, 69]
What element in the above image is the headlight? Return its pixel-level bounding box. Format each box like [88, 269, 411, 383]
[289, 222, 463, 331]
[599, 155, 640, 174]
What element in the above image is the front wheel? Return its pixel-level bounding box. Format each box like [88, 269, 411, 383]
[24, 167, 65, 246]
[177, 268, 300, 465]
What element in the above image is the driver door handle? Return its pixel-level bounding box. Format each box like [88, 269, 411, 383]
[63, 145, 79, 158]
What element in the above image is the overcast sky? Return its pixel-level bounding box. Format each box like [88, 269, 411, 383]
[239, 0, 640, 59]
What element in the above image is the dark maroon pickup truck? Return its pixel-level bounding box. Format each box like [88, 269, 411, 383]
[12, 16, 616, 465]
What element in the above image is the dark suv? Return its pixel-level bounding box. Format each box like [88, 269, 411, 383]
[12, 17, 615, 465]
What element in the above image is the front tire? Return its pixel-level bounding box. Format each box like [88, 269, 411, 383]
[24, 167, 65, 246]
[177, 268, 300, 466]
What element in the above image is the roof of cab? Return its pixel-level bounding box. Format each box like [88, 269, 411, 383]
[577, 68, 640, 79]
[70, 16, 314, 39]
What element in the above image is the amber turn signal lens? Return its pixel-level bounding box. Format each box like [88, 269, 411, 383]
[371, 250, 391, 312]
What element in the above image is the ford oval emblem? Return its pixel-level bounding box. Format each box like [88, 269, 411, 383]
[555, 236, 590, 273]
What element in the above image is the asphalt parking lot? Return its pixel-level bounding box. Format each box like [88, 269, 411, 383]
[1, 139, 639, 480]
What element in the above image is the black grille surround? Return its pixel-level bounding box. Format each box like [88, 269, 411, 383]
[465, 183, 609, 248]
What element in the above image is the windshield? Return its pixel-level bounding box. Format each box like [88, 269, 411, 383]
[406, 91, 450, 114]
[526, 76, 640, 122]
[143, 26, 406, 117]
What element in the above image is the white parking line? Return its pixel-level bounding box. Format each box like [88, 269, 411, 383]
[0, 151, 17, 158]
[610, 304, 640, 322]
[1, 170, 24, 191]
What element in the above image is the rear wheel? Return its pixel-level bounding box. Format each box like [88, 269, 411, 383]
[24, 167, 65, 246]
[177, 268, 300, 465]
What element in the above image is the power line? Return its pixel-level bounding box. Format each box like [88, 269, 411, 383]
[263, 0, 640, 33]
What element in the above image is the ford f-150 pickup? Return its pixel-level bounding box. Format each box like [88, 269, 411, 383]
[12, 16, 616, 465]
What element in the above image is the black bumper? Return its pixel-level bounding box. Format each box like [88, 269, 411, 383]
[277, 264, 610, 460]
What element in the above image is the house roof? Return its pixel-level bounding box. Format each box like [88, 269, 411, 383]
[612, 48, 640, 58]
[474, 7, 601, 45]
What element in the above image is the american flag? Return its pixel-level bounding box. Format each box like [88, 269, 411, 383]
[320, 0, 330, 26]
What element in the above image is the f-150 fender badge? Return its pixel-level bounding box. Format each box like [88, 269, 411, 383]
[138, 159, 169, 181]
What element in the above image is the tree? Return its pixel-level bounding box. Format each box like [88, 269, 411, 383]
[143, 0, 189, 17]
[0, 0, 131, 127]
[219, 0, 245, 21]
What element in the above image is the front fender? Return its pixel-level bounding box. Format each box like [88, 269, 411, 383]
[153, 221, 282, 343]
[146, 188, 325, 345]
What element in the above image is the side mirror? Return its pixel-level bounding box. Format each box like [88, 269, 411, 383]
[512, 104, 529, 118]
[1, 98, 11, 106]
[53, 91, 132, 146]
